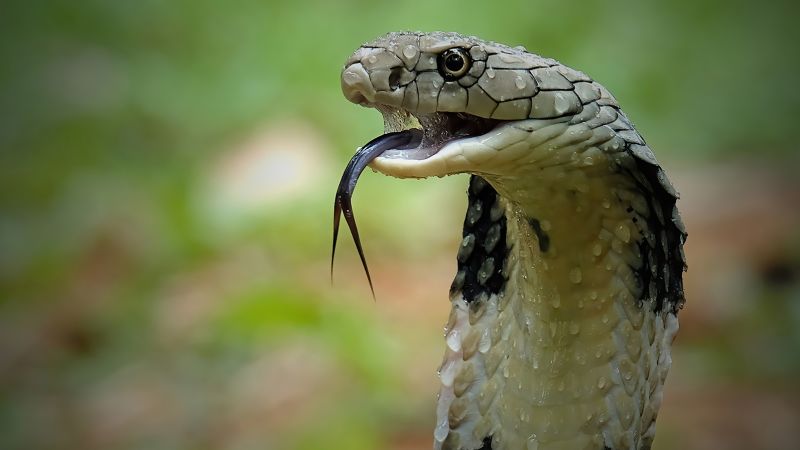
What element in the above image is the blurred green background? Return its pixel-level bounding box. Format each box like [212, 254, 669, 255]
[1, 0, 799, 449]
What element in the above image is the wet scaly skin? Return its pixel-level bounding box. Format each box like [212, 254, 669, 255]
[335, 32, 687, 450]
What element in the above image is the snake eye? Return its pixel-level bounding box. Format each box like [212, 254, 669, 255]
[438, 48, 471, 80]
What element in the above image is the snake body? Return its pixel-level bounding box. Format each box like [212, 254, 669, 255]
[337, 32, 686, 450]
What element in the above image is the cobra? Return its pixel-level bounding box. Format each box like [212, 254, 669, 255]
[333, 32, 687, 450]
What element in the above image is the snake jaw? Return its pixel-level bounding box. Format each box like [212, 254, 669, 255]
[354, 102, 502, 179]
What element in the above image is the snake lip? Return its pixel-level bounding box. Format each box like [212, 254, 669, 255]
[375, 106, 500, 161]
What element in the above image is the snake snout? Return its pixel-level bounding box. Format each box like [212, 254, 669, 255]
[341, 63, 375, 105]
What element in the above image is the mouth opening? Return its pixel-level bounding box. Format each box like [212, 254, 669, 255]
[375, 106, 500, 160]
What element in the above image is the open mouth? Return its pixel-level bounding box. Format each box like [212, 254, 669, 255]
[330, 106, 498, 296]
[376, 106, 499, 160]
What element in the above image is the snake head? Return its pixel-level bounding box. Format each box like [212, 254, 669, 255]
[341, 31, 604, 179]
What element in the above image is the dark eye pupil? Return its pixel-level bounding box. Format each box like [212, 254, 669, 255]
[437, 48, 471, 80]
[445, 54, 464, 72]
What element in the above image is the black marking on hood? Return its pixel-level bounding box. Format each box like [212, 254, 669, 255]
[527, 217, 550, 253]
[624, 153, 687, 314]
[451, 176, 508, 304]
[478, 436, 493, 449]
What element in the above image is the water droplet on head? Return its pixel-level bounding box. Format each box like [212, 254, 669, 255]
[514, 75, 526, 90]
[367, 55, 377, 64]
[569, 267, 582, 284]
[402, 45, 417, 59]
[486, 67, 496, 79]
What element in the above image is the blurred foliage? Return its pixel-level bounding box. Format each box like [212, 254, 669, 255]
[0, 0, 799, 449]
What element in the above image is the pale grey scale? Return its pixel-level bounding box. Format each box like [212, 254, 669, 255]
[362, 50, 403, 70]
[554, 64, 593, 83]
[529, 89, 582, 119]
[469, 46, 487, 61]
[468, 60, 486, 78]
[530, 67, 574, 90]
[416, 72, 443, 113]
[574, 81, 602, 104]
[478, 69, 538, 102]
[402, 81, 419, 111]
[392, 67, 417, 87]
[369, 69, 392, 91]
[375, 89, 404, 106]
[399, 48, 421, 70]
[569, 101, 601, 125]
[458, 75, 480, 88]
[493, 99, 532, 120]
[440, 82, 469, 112]
[486, 53, 534, 69]
[415, 53, 439, 71]
[467, 85, 499, 117]
[585, 104, 619, 128]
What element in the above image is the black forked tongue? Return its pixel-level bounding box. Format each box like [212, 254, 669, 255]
[331, 129, 423, 299]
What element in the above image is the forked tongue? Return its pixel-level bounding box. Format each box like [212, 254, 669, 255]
[331, 129, 423, 298]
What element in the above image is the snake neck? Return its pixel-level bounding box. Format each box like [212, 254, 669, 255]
[436, 173, 680, 450]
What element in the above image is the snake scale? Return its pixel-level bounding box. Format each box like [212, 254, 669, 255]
[333, 32, 687, 450]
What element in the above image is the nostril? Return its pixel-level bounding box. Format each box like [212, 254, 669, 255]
[389, 67, 404, 91]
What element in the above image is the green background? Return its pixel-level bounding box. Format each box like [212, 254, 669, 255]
[1, 1, 799, 449]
